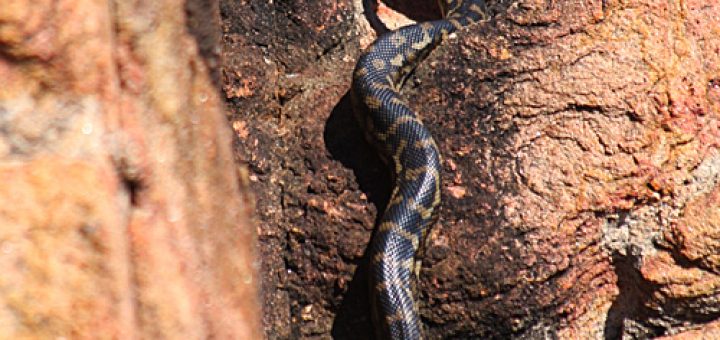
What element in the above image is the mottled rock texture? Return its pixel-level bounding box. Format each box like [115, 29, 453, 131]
[412, 0, 720, 338]
[223, 0, 720, 338]
[0, 0, 260, 338]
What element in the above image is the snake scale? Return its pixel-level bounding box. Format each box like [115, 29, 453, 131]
[351, 0, 488, 339]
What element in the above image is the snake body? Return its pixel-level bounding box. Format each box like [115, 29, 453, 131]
[351, 1, 487, 339]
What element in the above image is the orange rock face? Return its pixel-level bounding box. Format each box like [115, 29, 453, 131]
[223, 0, 720, 338]
[0, 0, 260, 338]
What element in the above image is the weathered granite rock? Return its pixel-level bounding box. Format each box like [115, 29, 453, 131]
[412, 0, 720, 337]
[0, 0, 259, 338]
[221, 0, 363, 338]
[222, 0, 720, 338]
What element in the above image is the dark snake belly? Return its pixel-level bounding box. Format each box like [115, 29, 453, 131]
[351, 1, 488, 339]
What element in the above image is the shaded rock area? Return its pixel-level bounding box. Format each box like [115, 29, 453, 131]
[220, 0, 368, 337]
[222, 0, 720, 339]
[0, 0, 259, 338]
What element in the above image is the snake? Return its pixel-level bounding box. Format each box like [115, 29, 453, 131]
[351, 1, 488, 339]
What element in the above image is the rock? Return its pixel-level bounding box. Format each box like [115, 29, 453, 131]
[0, 0, 259, 338]
[222, 0, 720, 338]
[411, 0, 720, 338]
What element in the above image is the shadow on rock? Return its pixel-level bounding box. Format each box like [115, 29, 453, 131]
[324, 91, 391, 339]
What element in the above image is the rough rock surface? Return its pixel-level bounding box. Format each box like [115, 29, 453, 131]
[0, 0, 259, 338]
[411, 0, 720, 338]
[222, 0, 720, 338]
[220, 0, 364, 338]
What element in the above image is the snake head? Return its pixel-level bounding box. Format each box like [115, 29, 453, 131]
[439, 0, 489, 20]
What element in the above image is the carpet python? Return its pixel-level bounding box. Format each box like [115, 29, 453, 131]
[351, 0, 488, 339]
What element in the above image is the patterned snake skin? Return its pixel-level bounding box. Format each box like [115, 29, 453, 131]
[351, 1, 488, 339]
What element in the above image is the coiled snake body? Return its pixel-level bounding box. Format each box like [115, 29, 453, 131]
[351, 1, 487, 339]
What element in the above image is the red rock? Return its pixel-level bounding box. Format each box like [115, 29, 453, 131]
[0, 0, 260, 338]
